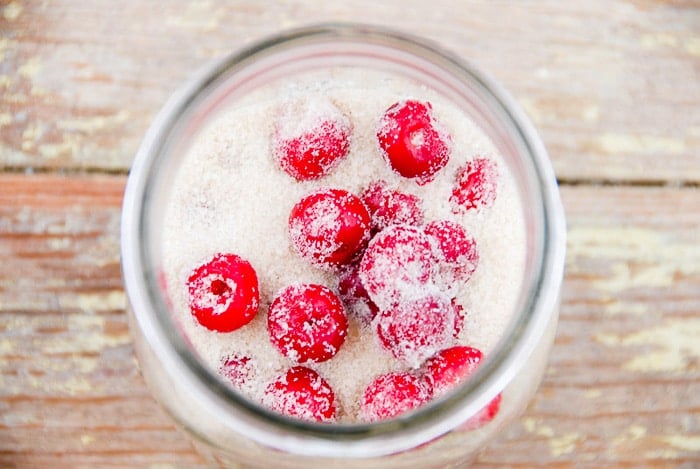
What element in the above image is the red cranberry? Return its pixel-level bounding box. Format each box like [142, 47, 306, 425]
[263, 366, 337, 422]
[450, 157, 499, 213]
[360, 371, 432, 422]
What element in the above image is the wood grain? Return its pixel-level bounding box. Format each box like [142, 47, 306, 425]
[1, 0, 699, 182]
[1, 174, 698, 467]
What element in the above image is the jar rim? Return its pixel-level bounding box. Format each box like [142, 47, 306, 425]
[121, 23, 566, 458]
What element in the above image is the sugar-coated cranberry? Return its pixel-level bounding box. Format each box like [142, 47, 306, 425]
[272, 98, 351, 181]
[337, 262, 379, 325]
[460, 393, 501, 430]
[219, 354, 253, 388]
[451, 299, 466, 338]
[422, 345, 501, 429]
[359, 225, 437, 309]
[263, 366, 337, 422]
[376, 100, 451, 185]
[375, 293, 455, 367]
[422, 346, 483, 397]
[360, 371, 432, 422]
[361, 180, 424, 232]
[450, 157, 499, 213]
[289, 188, 372, 269]
[425, 220, 479, 292]
[268, 284, 348, 363]
[187, 253, 259, 333]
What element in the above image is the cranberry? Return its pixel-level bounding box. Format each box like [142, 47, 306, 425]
[289, 188, 372, 269]
[361, 180, 424, 232]
[272, 98, 351, 181]
[219, 354, 253, 388]
[451, 299, 466, 338]
[360, 371, 432, 422]
[460, 393, 501, 430]
[186, 253, 259, 333]
[422, 345, 501, 429]
[268, 284, 348, 363]
[425, 220, 479, 292]
[263, 366, 336, 422]
[375, 293, 455, 367]
[450, 157, 499, 213]
[376, 100, 451, 185]
[359, 224, 437, 309]
[337, 262, 379, 325]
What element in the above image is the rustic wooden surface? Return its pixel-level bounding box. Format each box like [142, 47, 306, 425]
[1, 1, 698, 468]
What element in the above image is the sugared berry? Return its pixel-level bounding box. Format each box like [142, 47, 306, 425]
[361, 180, 424, 232]
[187, 253, 259, 333]
[272, 98, 351, 181]
[422, 346, 501, 429]
[460, 393, 501, 430]
[422, 346, 483, 397]
[376, 293, 455, 367]
[219, 354, 253, 388]
[289, 188, 372, 269]
[263, 366, 337, 422]
[337, 262, 378, 325]
[450, 157, 499, 213]
[451, 299, 466, 338]
[268, 284, 348, 363]
[425, 220, 479, 293]
[360, 371, 432, 422]
[377, 100, 451, 185]
[359, 225, 437, 309]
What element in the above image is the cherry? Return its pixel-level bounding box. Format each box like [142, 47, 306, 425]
[359, 224, 437, 309]
[289, 188, 372, 269]
[272, 98, 351, 181]
[263, 366, 337, 422]
[360, 371, 432, 422]
[425, 220, 479, 292]
[375, 293, 455, 367]
[376, 100, 451, 185]
[337, 262, 379, 325]
[186, 253, 259, 333]
[268, 284, 348, 363]
[360, 180, 424, 233]
[450, 157, 499, 214]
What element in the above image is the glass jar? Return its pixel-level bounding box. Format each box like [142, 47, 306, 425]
[121, 24, 566, 468]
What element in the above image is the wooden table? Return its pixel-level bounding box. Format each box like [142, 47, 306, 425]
[1, 1, 698, 467]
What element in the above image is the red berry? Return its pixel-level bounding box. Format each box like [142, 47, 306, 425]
[268, 284, 348, 363]
[376, 293, 455, 367]
[377, 100, 451, 185]
[337, 262, 379, 325]
[450, 157, 499, 213]
[425, 220, 479, 292]
[187, 253, 259, 332]
[289, 188, 372, 269]
[451, 299, 466, 338]
[272, 98, 351, 181]
[219, 354, 253, 388]
[422, 345, 502, 429]
[361, 180, 424, 232]
[263, 366, 336, 422]
[360, 371, 432, 422]
[422, 346, 483, 397]
[359, 225, 437, 309]
[460, 393, 501, 430]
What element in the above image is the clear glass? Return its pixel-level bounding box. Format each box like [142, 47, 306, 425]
[121, 24, 566, 468]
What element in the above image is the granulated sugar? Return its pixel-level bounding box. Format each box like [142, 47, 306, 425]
[161, 68, 526, 423]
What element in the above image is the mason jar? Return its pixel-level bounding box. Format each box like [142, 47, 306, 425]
[121, 24, 566, 468]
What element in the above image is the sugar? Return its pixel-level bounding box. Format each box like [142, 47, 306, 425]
[161, 67, 526, 423]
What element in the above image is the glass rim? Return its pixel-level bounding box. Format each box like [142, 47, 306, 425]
[121, 23, 566, 458]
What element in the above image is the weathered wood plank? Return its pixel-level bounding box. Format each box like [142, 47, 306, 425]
[1, 174, 698, 466]
[1, 1, 699, 182]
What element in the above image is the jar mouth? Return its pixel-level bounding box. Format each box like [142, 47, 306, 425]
[121, 23, 566, 458]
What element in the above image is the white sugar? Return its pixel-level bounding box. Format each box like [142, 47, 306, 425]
[161, 68, 526, 423]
